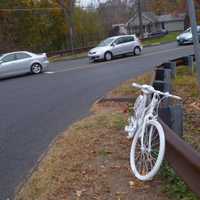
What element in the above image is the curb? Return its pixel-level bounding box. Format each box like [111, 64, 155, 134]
[143, 41, 176, 48]
[49, 54, 87, 63]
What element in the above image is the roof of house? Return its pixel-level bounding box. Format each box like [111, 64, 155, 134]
[127, 12, 186, 26]
[158, 13, 186, 22]
[127, 12, 158, 26]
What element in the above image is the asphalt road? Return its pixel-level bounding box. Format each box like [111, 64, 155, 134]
[0, 42, 194, 199]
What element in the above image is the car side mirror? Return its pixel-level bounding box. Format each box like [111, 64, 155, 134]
[111, 43, 116, 47]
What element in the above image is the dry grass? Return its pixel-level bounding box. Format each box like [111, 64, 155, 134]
[107, 72, 153, 98]
[15, 73, 169, 200]
[49, 52, 87, 63]
[173, 66, 200, 152]
[16, 111, 169, 200]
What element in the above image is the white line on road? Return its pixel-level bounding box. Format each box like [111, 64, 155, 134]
[46, 45, 193, 75]
[44, 71, 55, 74]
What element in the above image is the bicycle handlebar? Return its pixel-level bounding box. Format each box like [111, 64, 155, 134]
[132, 83, 181, 100]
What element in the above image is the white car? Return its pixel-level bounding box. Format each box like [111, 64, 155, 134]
[0, 51, 49, 79]
[176, 26, 200, 45]
[88, 35, 142, 62]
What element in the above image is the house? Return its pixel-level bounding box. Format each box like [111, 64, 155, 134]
[110, 24, 128, 36]
[158, 14, 187, 32]
[127, 12, 187, 36]
[127, 12, 161, 36]
[112, 12, 187, 37]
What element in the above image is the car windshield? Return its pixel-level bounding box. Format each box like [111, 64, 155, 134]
[97, 38, 115, 47]
[184, 28, 191, 33]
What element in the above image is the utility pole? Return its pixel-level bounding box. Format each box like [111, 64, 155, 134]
[187, 0, 200, 84]
[138, 0, 144, 39]
[59, 0, 74, 53]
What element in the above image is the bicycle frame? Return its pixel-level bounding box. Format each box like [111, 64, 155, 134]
[126, 83, 181, 181]
[134, 92, 160, 152]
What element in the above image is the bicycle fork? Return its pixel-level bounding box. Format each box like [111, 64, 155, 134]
[139, 115, 154, 153]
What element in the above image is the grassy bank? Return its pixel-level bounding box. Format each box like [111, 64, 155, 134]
[143, 32, 180, 46]
[173, 66, 200, 152]
[15, 67, 199, 200]
[16, 73, 169, 200]
[159, 65, 199, 200]
[49, 52, 87, 63]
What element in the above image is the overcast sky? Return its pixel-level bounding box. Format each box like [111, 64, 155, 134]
[79, 0, 107, 7]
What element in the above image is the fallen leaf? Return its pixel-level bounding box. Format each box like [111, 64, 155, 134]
[129, 181, 135, 188]
[76, 190, 82, 197]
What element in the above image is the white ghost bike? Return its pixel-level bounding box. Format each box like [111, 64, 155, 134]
[125, 83, 181, 181]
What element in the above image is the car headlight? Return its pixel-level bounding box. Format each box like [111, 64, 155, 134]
[89, 51, 96, 55]
[186, 37, 192, 40]
[176, 36, 180, 40]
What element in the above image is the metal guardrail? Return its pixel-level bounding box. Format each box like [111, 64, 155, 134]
[161, 120, 200, 196]
[99, 55, 200, 197]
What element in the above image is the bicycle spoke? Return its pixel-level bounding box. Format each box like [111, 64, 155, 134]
[151, 150, 159, 160]
[151, 132, 159, 143]
[143, 153, 150, 174]
[151, 141, 160, 148]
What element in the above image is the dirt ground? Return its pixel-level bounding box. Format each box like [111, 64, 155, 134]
[16, 105, 170, 200]
[15, 72, 170, 200]
[173, 66, 200, 152]
[16, 68, 199, 200]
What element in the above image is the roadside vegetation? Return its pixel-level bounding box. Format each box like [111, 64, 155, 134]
[160, 162, 198, 200]
[143, 32, 180, 46]
[159, 65, 200, 200]
[15, 67, 199, 200]
[16, 73, 169, 200]
[173, 66, 200, 152]
[0, 1, 184, 54]
[49, 52, 87, 63]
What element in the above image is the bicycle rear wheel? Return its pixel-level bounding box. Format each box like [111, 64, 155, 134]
[130, 120, 165, 181]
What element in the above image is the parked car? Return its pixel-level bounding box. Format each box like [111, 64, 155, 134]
[0, 51, 49, 79]
[88, 35, 142, 62]
[176, 26, 200, 45]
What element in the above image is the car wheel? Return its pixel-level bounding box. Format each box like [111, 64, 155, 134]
[104, 52, 112, 61]
[134, 46, 141, 56]
[177, 41, 182, 46]
[31, 63, 42, 74]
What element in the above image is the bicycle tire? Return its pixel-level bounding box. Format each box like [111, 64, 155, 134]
[130, 120, 165, 181]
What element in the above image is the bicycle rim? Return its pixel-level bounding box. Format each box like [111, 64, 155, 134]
[130, 120, 165, 181]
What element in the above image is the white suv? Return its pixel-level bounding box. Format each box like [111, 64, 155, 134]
[88, 35, 142, 62]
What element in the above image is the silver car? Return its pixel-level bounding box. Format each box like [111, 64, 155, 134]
[88, 35, 142, 62]
[176, 26, 200, 45]
[0, 51, 49, 79]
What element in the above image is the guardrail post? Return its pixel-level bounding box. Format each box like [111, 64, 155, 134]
[170, 104, 183, 137]
[153, 68, 172, 91]
[158, 105, 183, 137]
[184, 55, 194, 72]
[163, 62, 176, 78]
[153, 67, 183, 136]
[188, 55, 194, 73]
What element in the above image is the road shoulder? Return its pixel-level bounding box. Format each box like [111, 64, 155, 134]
[15, 73, 170, 200]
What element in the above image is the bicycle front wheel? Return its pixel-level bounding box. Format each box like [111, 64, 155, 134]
[130, 120, 165, 181]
